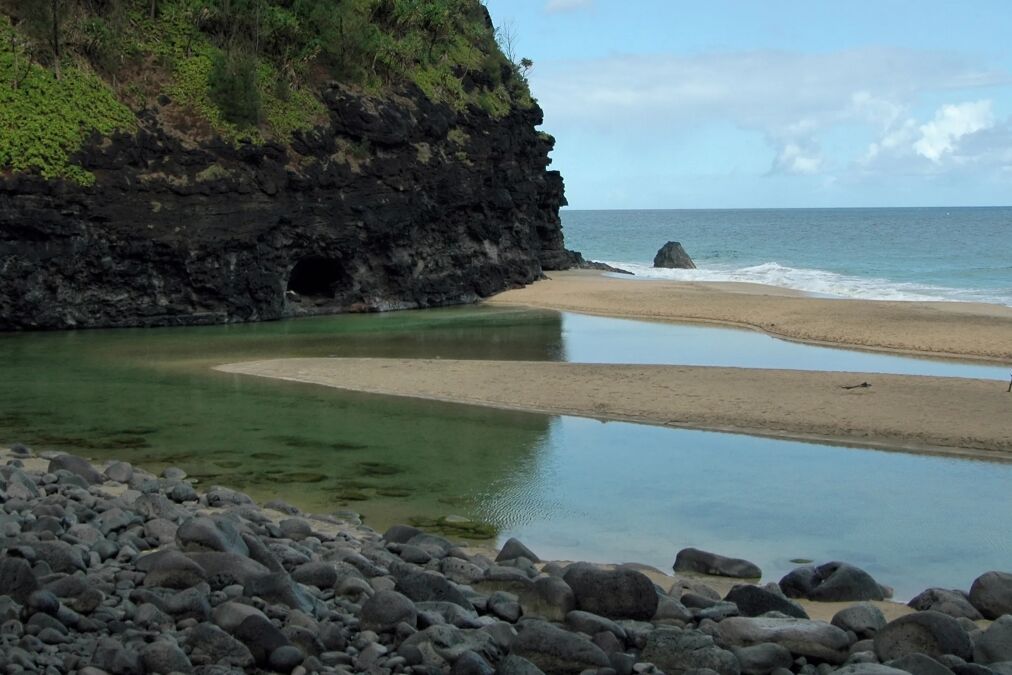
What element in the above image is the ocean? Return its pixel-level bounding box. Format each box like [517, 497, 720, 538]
[561, 207, 1012, 306]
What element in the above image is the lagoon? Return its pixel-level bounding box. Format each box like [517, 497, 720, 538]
[1, 307, 1008, 598]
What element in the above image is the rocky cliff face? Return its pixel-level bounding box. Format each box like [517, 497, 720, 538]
[0, 84, 569, 330]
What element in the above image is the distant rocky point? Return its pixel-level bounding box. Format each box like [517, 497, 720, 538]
[653, 241, 697, 269]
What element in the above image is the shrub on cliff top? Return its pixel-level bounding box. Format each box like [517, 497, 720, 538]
[0, 0, 534, 182]
[0, 22, 135, 184]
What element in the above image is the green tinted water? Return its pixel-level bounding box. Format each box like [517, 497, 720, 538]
[0, 308, 565, 533]
[2, 308, 1008, 597]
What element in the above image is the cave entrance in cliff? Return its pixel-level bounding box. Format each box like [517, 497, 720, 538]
[287, 257, 344, 299]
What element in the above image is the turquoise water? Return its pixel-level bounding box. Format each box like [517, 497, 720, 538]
[562, 207, 1012, 305]
[1, 308, 1009, 598]
[494, 418, 1012, 600]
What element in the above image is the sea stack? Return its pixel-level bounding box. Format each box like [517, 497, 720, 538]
[653, 241, 697, 268]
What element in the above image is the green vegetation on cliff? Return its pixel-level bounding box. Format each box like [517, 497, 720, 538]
[0, 0, 534, 183]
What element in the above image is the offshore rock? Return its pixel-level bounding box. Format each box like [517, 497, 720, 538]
[653, 241, 697, 269]
[0, 85, 569, 330]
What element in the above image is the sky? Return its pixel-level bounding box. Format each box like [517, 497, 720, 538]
[482, 0, 1012, 209]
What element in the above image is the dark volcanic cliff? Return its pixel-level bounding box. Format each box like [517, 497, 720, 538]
[0, 82, 570, 330]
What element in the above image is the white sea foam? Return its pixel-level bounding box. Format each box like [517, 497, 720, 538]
[602, 261, 1012, 306]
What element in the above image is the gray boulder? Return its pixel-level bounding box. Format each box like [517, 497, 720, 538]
[0, 556, 38, 603]
[140, 640, 193, 674]
[104, 461, 133, 483]
[832, 603, 887, 639]
[496, 538, 540, 563]
[279, 518, 313, 541]
[441, 557, 486, 586]
[725, 584, 808, 619]
[186, 552, 270, 587]
[186, 623, 255, 668]
[641, 628, 740, 675]
[975, 615, 1012, 664]
[496, 655, 546, 674]
[2, 469, 40, 500]
[518, 575, 574, 622]
[716, 616, 851, 664]
[47, 454, 103, 484]
[886, 652, 954, 675]
[834, 666, 910, 674]
[176, 517, 249, 556]
[565, 610, 627, 642]
[242, 573, 316, 614]
[383, 524, 423, 543]
[394, 565, 473, 609]
[780, 562, 885, 602]
[141, 550, 207, 589]
[675, 548, 761, 579]
[418, 600, 483, 629]
[970, 571, 1012, 620]
[30, 540, 86, 574]
[400, 624, 496, 666]
[360, 590, 417, 632]
[653, 241, 697, 269]
[562, 562, 659, 621]
[873, 611, 972, 661]
[233, 614, 291, 666]
[211, 601, 270, 633]
[909, 588, 983, 621]
[510, 619, 610, 674]
[731, 642, 794, 675]
[452, 650, 495, 675]
[291, 561, 338, 589]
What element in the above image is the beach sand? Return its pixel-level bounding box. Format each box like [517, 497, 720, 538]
[216, 358, 1012, 460]
[486, 270, 1012, 362]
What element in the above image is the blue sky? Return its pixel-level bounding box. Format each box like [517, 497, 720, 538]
[483, 0, 1012, 208]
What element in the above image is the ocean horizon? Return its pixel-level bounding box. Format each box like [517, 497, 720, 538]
[561, 206, 1012, 307]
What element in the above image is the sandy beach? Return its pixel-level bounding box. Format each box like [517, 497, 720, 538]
[487, 270, 1012, 362]
[217, 358, 1012, 460]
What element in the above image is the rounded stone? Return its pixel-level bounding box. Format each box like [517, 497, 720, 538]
[969, 571, 1012, 620]
[873, 610, 972, 662]
[360, 589, 417, 632]
[269, 645, 305, 672]
[562, 562, 659, 621]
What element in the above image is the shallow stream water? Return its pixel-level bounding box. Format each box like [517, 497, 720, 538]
[1, 307, 1008, 598]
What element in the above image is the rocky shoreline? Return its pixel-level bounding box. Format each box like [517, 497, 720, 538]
[1, 445, 1010, 675]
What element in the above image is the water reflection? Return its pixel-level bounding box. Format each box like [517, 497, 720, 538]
[0, 307, 1007, 597]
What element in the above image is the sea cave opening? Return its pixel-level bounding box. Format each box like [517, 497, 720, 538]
[287, 256, 344, 298]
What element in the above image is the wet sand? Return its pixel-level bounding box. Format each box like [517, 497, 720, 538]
[486, 270, 1012, 362]
[216, 358, 1012, 460]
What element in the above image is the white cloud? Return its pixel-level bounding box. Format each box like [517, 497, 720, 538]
[545, 0, 593, 13]
[773, 141, 823, 175]
[530, 47, 1011, 177]
[913, 101, 994, 162]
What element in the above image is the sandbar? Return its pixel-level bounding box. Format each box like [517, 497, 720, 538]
[216, 358, 1012, 460]
[486, 270, 1012, 362]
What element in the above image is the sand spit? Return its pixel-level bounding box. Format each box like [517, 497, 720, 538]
[216, 358, 1012, 461]
[485, 270, 1012, 362]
